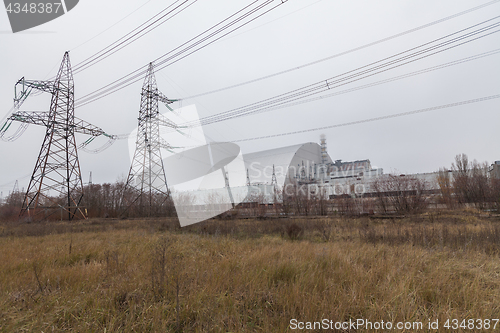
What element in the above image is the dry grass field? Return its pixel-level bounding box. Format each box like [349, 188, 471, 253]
[1, 210, 500, 332]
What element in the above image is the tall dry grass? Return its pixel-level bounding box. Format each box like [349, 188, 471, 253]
[0, 211, 499, 332]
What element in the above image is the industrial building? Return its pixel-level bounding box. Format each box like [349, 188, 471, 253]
[175, 135, 498, 216]
[242, 138, 384, 200]
[490, 161, 500, 179]
[244, 142, 332, 186]
[239, 135, 462, 207]
[242, 142, 331, 205]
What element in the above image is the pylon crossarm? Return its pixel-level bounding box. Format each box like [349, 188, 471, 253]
[15, 78, 55, 96]
[20, 79, 55, 93]
[155, 90, 177, 106]
[9, 111, 50, 126]
[158, 113, 178, 128]
[10, 111, 107, 137]
[72, 117, 107, 137]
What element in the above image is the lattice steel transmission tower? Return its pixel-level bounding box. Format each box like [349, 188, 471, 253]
[123, 63, 178, 216]
[8, 52, 111, 221]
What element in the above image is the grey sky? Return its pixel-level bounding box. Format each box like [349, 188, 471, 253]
[0, 0, 499, 195]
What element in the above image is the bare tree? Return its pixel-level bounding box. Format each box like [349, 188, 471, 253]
[452, 153, 471, 205]
[491, 178, 500, 210]
[451, 154, 496, 209]
[437, 168, 455, 209]
[372, 178, 389, 213]
[372, 174, 428, 214]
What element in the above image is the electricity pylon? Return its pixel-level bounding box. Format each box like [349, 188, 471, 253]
[8, 52, 111, 221]
[122, 62, 178, 216]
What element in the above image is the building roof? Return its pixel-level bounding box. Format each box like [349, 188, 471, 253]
[243, 142, 332, 187]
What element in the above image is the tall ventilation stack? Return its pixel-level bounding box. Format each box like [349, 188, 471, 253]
[320, 134, 328, 165]
[320, 134, 328, 182]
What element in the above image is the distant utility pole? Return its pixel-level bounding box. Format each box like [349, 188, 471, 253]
[8, 52, 112, 221]
[12, 180, 19, 194]
[246, 169, 251, 187]
[271, 164, 277, 187]
[122, 62, 179, 217]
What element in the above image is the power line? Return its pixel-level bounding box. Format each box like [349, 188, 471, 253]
[107, 47, 500, 141]
[74, 0, 282, 107]
[70, 0, 154, 52]
[230, 94, 500, 143]
[0, 106, 15, 126]
[180, 0, 500, 100]
[72, 0, 197, 74]
[184, 17, 500, 127]
[0, 173, 31, 189]
[73, 0, 287, 108]
[213, 0, 325, 45]
[201, 48, 500, 125]
[69, 0, 500, 106]
[195, 17, 500, 125]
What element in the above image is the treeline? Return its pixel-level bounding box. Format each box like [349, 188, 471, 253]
[246, 153, 500, 217]
[0, 182, 176, 221]
[1, 153, 498, 221]
[334, 154, 499, 215]
[438, 154, 500, 210]
[84, 182, 176, 218]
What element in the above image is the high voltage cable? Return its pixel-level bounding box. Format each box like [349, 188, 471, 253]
[230, 94, 500, 143]
[99, 1, 287, 105]
[215, 0, 324, 44]
[181, 0, 500, 99]
[184, 18, 500, 127]
[73, 0, 286, 108]
[222, 48, 500, 120]
[73, 1, 498, 109]
[193, 17, 500, 125]
[0, 106, 27, 142]
[71, 0, 154, 52]
[152, 1, 283, 72]
[0, 106, 15, 126]
[199, 30, 500, 125]
[75, 0, 281, 107]
[110, 48, 500, 140]
[75, 0, 271, 104]
[0, 122, 29, 142]
[39, 0, 498, 101]
[0, 173, 31, 189]
[193, 48, 500, 127]
[72, 0, 197, 74]
[42, 0, 192, 80]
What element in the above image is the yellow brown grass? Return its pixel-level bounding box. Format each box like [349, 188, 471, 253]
[0, 212, 499, 332]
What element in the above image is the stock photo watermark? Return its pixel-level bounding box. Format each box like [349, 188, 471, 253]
[3, 0, 79, 32]
[289, 318, 500, 331]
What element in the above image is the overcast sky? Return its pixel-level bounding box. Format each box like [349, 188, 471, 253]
[0, 0, 499, 195]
